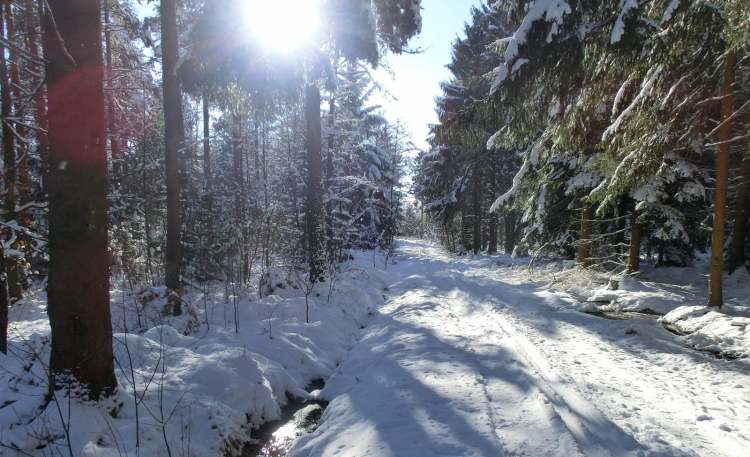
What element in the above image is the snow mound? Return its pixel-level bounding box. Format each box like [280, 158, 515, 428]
[0, 249, 391, 457]
[661, 306, 750, 358]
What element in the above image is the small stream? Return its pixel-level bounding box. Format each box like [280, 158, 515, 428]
[242, 380, 328, 457]
[584, 309, 661, 321]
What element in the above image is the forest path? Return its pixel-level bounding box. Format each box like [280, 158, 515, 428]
[289, 240, 750, 457]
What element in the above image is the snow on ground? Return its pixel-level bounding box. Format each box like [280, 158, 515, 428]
[0, 251, 390, 457]
[290, 239, 750, 457]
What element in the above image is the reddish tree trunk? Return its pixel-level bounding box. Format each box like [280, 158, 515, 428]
[161, 0, 183, 297]
[305, 83, 324, 282]
[577, 206, 592, 268]
[708, 52, 735, 307]
[42, 0, 116, 397]
[728, 139, 750, 273]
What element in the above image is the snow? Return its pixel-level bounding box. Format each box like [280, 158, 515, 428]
[290, 240, 749, 457]
[490, 0, 572, 92]
[660, 0, 681, 24]
[3, 241, 749, 456]
[0, 251, 390, 457]
[611, 0, 639, 44]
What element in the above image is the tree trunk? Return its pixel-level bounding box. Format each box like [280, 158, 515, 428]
[104, 0, 121, 181]
[161, 0, 183, 298]
[1, 0, 14, 221]
[28, 0, 49, 192]
[577, 206, 592, 268]
[488, 212, 498, 254]
[708, 51, 735, 307]
[504, 211, 516, 255]
[627, 213, 642, 274]
[728, 138, 750, 273]
[305, 83, 324, 282]
[5, 3, 29, 204]
[1, 1, 21, 302]
[202, 89, 211, 192]
[42, 0, 116, 397]
[0, 241, 8, 354]
[472, 174, 481, 254]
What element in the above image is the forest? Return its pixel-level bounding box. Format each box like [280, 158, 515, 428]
[0, 0, 748, 456]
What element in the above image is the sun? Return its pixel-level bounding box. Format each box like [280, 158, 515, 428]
[242, 0, 321, 54]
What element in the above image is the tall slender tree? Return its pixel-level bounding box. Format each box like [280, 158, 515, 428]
[708, 51, 736, 307]
[161, 0, 184, 302]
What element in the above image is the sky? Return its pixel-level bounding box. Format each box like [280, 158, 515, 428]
[135, 0, 482, 153]
[373, 0, 482, 152]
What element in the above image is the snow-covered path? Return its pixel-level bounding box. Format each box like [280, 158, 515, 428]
[290, 240, 750, 457]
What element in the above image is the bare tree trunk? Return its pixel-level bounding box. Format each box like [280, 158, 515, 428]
[161, 0, 183, 299]
[5, 3, 29, 204]
[504, 211, 516, 255]
[728, 138, 750, 273]
[202, 89, 211, 193]
[627, 212, 642, 274]
[104, 0, 121, 181]
[472, 174, 481, 254]
[577, 206, 592, 268]
[708, 51, 735, 307]
[488, 213, 498, 254]
[0, 0, 14, 219]
[305, 83, 324, 282]
[0, 241, 8, 354]
[1, 1, 21, 302]
[28, 0, 49, 192]
[42, 0, 116, 398]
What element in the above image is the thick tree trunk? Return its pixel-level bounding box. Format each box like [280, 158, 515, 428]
[305, 83, 324, 282]
[728, 139, 750, 273]
[708, 51, 735, 307]
[42, 0, 116, 397]
[627, 213, 642, 274]
[577, 206, 592, 268]
[161, 0, 183, 298]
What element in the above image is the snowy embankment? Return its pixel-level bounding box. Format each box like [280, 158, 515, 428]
[529, 256, 750, 359]
[289, 239, 749, 457]
[0, 251, 390, 456]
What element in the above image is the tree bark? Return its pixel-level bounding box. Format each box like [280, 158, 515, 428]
[577, 206, 592, 268]
[28, 0, 49, 192]
[5, 3, 29, 204]
[1, 0, 21, 302]
[471, 174, 481, 254]
[504, 211, 516, 255]
[728, 138, 750, 273]
[708, 51, 735, 307]
[42, 0, 116, 397]
[0, 241, 8, 354]
[104, 0, 121, 180]
[627, 212, 642, 274]
[488, 212, 498, 254]
[202, 89, 211, 192]
[305, 83, 324, 282]
[160, 0, 183, 298]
